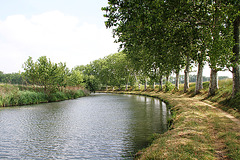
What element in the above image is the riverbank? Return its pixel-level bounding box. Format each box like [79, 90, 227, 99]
[132, 91, 240, 159]
[99, 81, 240, 159]
[0, 84, 89, 107]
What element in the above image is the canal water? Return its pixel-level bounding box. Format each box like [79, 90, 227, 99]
[0, 93, 170, 159]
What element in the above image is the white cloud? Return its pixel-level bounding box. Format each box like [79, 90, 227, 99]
[0, 11, 119, 73]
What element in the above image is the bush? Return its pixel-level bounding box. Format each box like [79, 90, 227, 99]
[48, 91, 68, 102]
[164, 82, 174, 92]
[74, 90, 85, 98]
[48, 90, 85, 102]
[37, 92, 48, 103]
[18, 91, 48, 105]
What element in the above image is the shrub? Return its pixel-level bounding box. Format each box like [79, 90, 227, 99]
[164, 82, 174, 92]
[74, 90, 85, 98]
[37, 92, 48, 103]
[18, 91, 38, 105]
[48, 91, 68, 102]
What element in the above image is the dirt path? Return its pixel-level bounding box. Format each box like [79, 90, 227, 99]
[170, 92, 240, 127]
[200, 100, 240, 128]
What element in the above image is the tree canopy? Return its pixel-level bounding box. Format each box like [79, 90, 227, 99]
[102, 0, 240, 96]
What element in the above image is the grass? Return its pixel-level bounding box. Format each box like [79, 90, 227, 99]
[0, 83, 88, 107]
[100, 78, 240, 159]
[128, 91, 240, 160]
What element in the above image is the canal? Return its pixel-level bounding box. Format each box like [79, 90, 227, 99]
[0, 93, 170, 159]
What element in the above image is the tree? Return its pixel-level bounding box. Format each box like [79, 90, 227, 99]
[232, 15, 240, 97]
[22, 56, 70, 94]
[68, 70, 84, 87]
[22, 56, 38, 86]
[102, 0, 239, 95]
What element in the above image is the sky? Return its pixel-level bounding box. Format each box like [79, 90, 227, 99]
[0, 0, 119, 73]
[0, 0, 232, 77]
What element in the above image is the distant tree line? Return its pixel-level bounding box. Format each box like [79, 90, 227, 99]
[0, 71, 24, 84]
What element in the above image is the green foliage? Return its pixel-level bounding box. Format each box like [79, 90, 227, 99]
[0, 84, 86, 107]
[48, 92, 67, 102]
[164, 82, 174, 92]
[74, 90, 85, 98]
[0, 71, 24, 84]
[102, 0, 239, 97]
[18, 91, 45, 105]
[67, 70, 84, 86]
[0, 90, 46, 106]
[83, 75, 100, 92]
[22, 56, 70, 94]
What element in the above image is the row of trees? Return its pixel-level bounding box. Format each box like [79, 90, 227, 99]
[3, 53, 229, 94]
[72, 52, 228, 92]
[102, 0, 239, 97]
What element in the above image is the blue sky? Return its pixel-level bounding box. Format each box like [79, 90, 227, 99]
[0, 0, 232, 77]
[0, 0, 118, 73]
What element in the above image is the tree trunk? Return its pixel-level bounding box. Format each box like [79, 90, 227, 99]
[232, 66, 240, 98]
[175, 70, 180, 90]
[232, 16, 240, 98]
[125, 74, 129, 91]
[153, 82, 155, 90]
[166, 75, 169, 84]
[208, 68, 218, 96]
[159, 75, 163, 91]
[144, 78, 147, 91]
[184, 56, 190, 92]
[134, 72, 140, 90]
[106, 85, 108, 91]
[195, 62, 203, 94]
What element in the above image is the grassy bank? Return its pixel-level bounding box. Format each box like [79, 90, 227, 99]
[179, 79, 240, 119]
[101, 79, 240, 159]
[0, 84, 89, 107]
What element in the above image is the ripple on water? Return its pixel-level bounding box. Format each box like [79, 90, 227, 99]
[0, 93, 170, 159]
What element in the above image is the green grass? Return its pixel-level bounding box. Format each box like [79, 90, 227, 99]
[0, 84, 88, 107]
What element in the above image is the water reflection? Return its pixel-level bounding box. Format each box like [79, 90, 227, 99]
[0, 93, 170, 159]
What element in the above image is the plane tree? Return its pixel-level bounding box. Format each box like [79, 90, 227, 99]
[102, 0, 239, 96]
